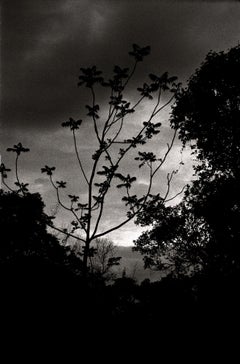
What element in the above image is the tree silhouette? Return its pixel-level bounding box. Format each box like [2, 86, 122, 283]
[1, 44, 182, 276]
[134, 44, 240, 280]
[0, 190, 82, 272]
[171, 45, 240, 176]
[171, 44, 240, 279]
[70, 237, 121, 282]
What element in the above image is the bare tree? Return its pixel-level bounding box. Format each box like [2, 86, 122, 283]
[70, 238, 121, 281]
[1, 44, 182, 276]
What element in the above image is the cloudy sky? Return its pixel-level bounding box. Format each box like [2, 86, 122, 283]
[1, 0, 240, 245]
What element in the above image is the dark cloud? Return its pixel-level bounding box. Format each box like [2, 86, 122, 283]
[2, 0, 240, 130]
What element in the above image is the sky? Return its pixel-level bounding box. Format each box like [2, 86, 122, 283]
[1, 0, 240, 245]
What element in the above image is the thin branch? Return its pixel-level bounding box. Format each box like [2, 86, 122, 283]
[105, 118, 124, 151]
[73, 129, 89, 185]
[15, 154, 27, 195]
[90, 86, 101, 143]
[153, 93, 175, 117]
[50, 175, 72, 213]
[107, 88, 114, 120]
[132, 95, 145, 110]
[164, 185, 186, 204]
[107, 93, 174, 155]
[102, 61, 141, 138]
[162, 171, 175, 201]
[123, 60, 138, 88]
[49, 175, 86, 232]
[93, 215, 134, 240]
[152, 128, 177, 178]
[93, 161, 154, 240]
[91, 198, 104, 238]
[46, 222, 86, 243]
[104, 95, 145, 135]
[85, 129, 105, 259]
[104, 108, 120, 134]
[15, 155, 20, 187]
[151, 88, 162, 117]
[1, 178, 15, 192]
[87, 116, 127, 239]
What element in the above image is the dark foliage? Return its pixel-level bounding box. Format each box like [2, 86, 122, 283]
[133, 44, 240, 342]
[0, 191, 86, 335]
[0, 191, 80, 269]
[135, 44, 240, 276]
[171, 45, 240, 176]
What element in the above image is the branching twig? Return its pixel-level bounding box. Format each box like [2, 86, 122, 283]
[73, 129, 89, 185]
[164, 185, 186, 204]
[46, 222, 86, 243]
[1, 178, 15, 192]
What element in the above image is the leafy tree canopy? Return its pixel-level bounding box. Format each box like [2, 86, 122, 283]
[0, 190, 82, 274]
[171, 44, 240, 176]
[135, 44, 240, 278]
